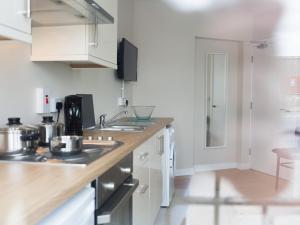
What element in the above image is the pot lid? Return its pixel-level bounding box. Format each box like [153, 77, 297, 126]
[0, 118, 39, 133]
[7, 117, 22, 126]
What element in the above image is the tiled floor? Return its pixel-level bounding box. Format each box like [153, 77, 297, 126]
[155, 169, 300, 225]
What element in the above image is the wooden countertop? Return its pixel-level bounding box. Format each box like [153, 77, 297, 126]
[0, 118, 173, 225]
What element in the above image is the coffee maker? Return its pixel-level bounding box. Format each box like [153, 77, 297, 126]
[64, 94, 96, 136]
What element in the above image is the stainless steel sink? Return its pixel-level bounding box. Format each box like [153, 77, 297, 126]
[110, 120, 156, 127]
[99, 125, 145, 132]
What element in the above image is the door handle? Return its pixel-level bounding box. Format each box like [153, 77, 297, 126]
[120, 167, 132, 174]
[212, 105, 217, 108]
[89, 17, 99, 47]
[280, 109, 291, 113]
[26, 0, 31, 18]
[17, 0, 31, 18]
[138, 152, 149, 161]
[137, 184, 149, 194]
[102, 182, 115, 191]
[157, 135, 164, 155]
[96, 179, 139, 224]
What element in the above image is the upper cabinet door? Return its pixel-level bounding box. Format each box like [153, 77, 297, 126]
[88, 0, 118, 67]
[31, 0, 117, 68]
[0, 0, 31, 43]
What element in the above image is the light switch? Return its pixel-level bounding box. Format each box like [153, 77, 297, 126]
[35, 88, 50, 114]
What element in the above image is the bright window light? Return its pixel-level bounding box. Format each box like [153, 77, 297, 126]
[164, 0, 212, 11]
[274, 0, 300, 56]
[164, 0, 238, 12]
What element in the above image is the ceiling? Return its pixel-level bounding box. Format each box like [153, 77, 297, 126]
[161, 0, 284, 41]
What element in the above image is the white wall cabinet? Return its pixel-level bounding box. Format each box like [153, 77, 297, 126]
[31, 0, 118, 69]
[133, 129, 165, 225]
[0, 0, 31, 43]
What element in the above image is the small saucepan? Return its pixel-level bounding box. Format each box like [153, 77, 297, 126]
[50, 136, 83, 155]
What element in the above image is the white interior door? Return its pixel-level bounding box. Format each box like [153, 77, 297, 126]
[194, 38, 242, 166]
[250, 45, 300, 176]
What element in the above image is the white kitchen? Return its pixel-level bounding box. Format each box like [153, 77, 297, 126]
[0, 0, 300, 225]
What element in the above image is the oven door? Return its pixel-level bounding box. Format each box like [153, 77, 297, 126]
[96, 178, 139, 225]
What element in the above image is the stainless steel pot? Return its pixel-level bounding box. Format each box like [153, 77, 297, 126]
[50, 136, 83, 155]
[0, 118, 40, 154]
[37, 116, 64, 146]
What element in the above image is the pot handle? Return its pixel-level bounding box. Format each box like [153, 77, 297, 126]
[53, 143, 66, 150]
[21, 133, 39, 141]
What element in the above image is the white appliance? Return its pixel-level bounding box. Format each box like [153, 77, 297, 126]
[161, 125, 175, 207]
[37, 186, 95, 225]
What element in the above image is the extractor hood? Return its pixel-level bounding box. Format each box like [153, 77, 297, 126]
[31, 0, 114, 27]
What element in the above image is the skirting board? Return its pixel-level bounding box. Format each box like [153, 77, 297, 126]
[195, 163, 238, 172]
[175, 168, 195, 177]
[175, 162, 250, 176]
[237, 162, 251, 170]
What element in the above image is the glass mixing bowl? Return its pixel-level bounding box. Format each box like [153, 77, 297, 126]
[132, 106, 155, 120]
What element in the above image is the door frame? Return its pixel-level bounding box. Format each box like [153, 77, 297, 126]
[240, 42, 255, 169]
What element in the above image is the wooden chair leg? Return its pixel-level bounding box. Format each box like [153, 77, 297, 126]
[275, 156, 280, 190]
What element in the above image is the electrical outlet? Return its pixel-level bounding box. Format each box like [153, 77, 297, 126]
[49, 98, 57, 113]
[49, 97, 64, 113]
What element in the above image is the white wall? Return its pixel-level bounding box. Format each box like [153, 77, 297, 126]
[132, 0, 252, 172]
[0, 0, 134, 126]
[117, 0, 135, 103]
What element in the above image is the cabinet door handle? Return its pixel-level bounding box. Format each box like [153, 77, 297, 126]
[102, 182, 115, 191]
[137, 184, 149, 194]
[27, 0, 31, 18]
[97, 179, 139, 224]
[89, 17, 99, 47]
[157, 135, 164, 155]
[17, 0, 31, 18]
[120, 167, 131, 174]
[138, 152, 149, 161]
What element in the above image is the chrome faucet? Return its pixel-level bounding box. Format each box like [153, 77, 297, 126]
[99, 114, 107, 129]
[99, 110, 128, 128]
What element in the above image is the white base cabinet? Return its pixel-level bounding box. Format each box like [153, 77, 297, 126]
[37, 186, 95, 225]
[133, 129, 165, 225]
[0, 0, 31, 43]
[31, 0, 117, 69]
[133, 141, 151, 225]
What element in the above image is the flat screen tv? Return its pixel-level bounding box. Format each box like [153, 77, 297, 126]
[118, 38, 138, 81]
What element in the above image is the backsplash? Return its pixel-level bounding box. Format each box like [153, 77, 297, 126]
[0, 41, 130, 126]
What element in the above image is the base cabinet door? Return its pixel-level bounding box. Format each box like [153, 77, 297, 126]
[149, 130, 164, 224]
[133, 129, 165, 225]
[37, 186, 95, 225]
[133, 165, 150, 225]
[133, 143, 151, 225]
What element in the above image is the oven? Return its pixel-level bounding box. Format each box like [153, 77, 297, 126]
[92, 153, 138, 225]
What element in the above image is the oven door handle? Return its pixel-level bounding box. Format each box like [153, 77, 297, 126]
[96, 178, 139, 224]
